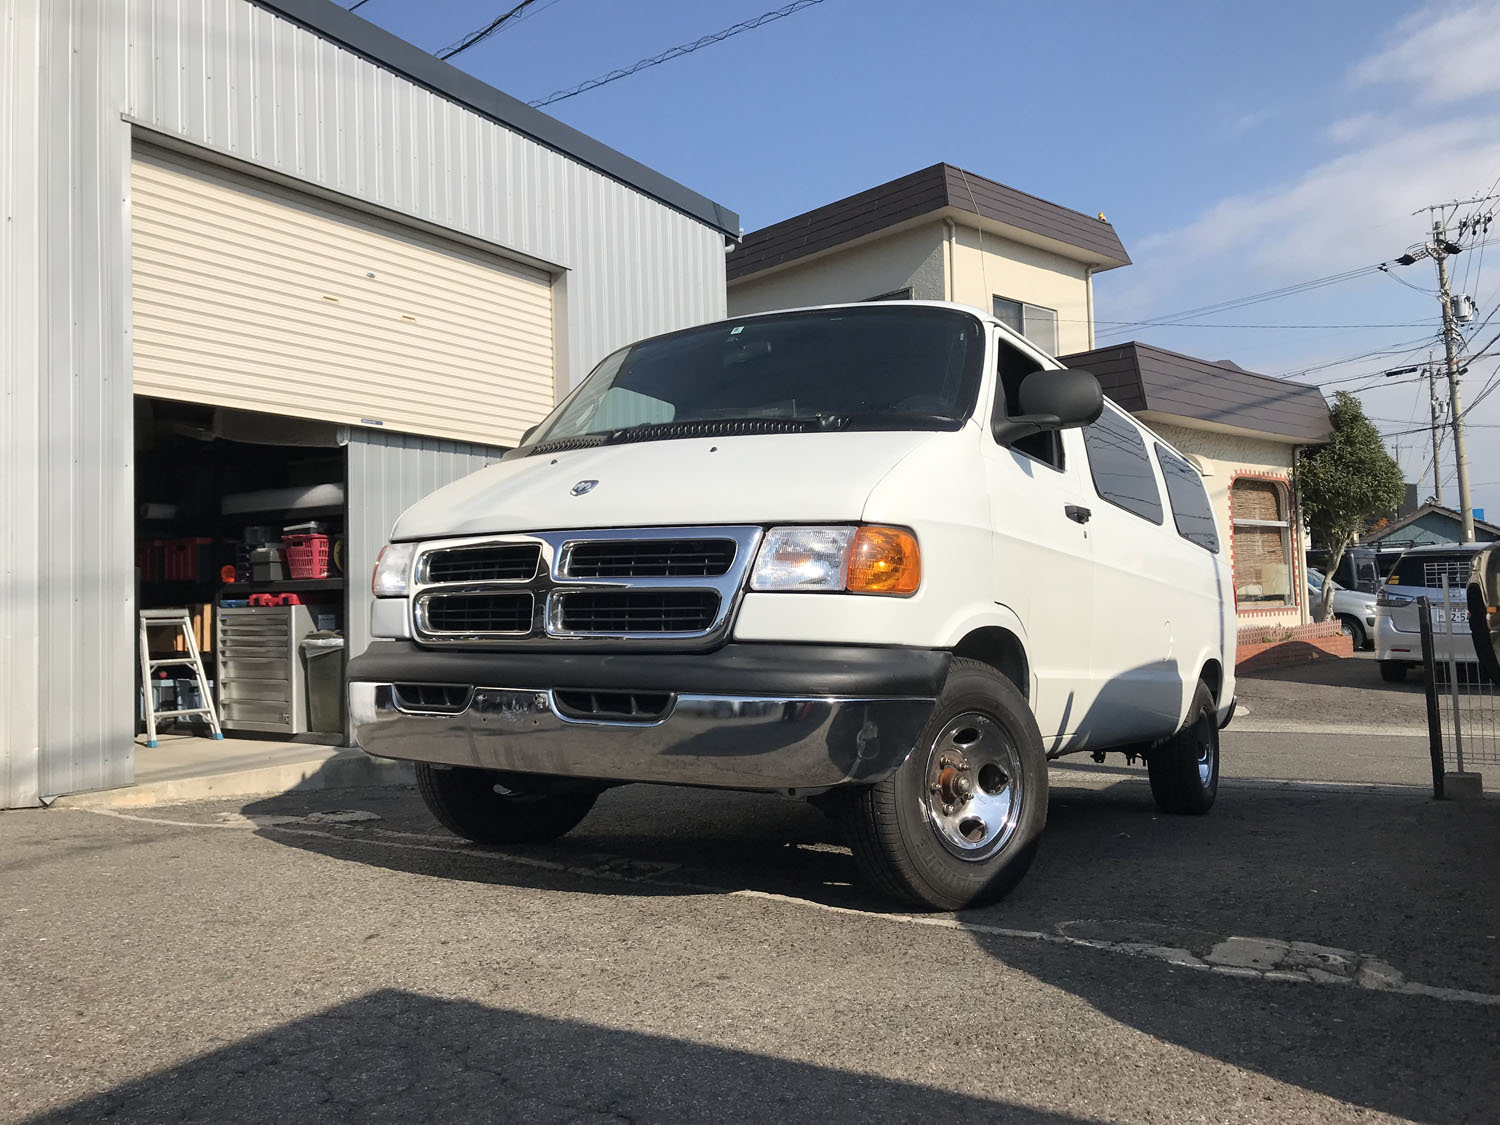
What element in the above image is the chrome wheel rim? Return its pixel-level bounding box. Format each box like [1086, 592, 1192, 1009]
[923, 713, 1023, 861]
[1194, 716, 1217, 788]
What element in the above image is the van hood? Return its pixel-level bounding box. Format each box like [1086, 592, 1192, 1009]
[389, 431, 948, 540]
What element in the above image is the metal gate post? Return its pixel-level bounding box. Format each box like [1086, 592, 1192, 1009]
[1418, 597, 1446, 799]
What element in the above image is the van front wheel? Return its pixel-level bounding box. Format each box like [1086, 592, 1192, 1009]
[415, 763, 600, 844]
[836, 658, 1048, 911]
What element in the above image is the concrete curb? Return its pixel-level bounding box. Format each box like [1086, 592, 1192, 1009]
[53, 750, 414, 809]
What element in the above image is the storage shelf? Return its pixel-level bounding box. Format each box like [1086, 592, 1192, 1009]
[221, 578, 346, 595]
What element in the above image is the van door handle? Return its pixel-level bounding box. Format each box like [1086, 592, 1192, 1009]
[1065, 504, 1092, 524]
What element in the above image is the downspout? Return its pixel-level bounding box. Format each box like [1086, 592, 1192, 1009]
[1290, 443, 1311, 626]
[944, 218, 958, 302]
[1084, 266, 1097, 350]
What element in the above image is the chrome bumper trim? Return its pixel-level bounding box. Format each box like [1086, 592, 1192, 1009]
[350, 682, 935, 791]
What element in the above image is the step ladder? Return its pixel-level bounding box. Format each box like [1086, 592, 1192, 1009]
[138, 609, 223, 747]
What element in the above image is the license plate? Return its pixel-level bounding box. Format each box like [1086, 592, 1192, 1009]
[1444, 609, 1470, 625]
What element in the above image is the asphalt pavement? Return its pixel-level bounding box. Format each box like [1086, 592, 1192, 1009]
[3, 745, 1498, 1123]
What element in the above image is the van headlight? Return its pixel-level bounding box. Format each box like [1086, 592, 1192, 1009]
[371, 542, 417, 597]
[750, 525, 920, 596]
[1376, 588, 1414, 608]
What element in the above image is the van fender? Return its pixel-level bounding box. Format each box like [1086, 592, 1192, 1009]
[1179, 646, 1226, 730]
[936, 603, 1033, 694]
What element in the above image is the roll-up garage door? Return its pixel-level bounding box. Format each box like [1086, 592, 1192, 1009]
[131, 147, 555, 446]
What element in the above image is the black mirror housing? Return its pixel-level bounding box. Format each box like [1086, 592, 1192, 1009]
[993, 367, 1104, 446]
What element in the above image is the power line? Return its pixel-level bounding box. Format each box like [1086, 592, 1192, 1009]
[346, 0, 371, 9]
[1087, 320, 1432, 330]
[439, 0, 544, 61]
[1096, 264, 1381, 337]
[530, 0, 828, 107]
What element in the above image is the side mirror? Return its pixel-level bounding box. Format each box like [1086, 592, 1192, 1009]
[1468, 545, 1500, 689]
[993, 367, 1104, 446]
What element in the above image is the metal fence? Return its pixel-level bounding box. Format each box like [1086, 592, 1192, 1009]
[1418, 580, 1499, 797]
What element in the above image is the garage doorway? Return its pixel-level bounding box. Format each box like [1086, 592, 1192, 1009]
[134, 398, 352, 777]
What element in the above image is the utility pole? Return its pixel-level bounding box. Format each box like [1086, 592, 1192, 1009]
[1396, 193, 1498, 541]
[1427, 355, 1443, 507]
[1431, 218, 1475, 542]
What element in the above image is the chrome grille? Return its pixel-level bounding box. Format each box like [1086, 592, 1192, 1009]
[556, 591, 719, 634]
[563, 538, 736, 578]
[420, 592, 533, 635]
[410, 526, 762, 647]
[423, 543, 540, 584]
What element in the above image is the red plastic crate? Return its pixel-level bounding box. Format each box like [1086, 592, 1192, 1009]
[282, 533, 330, 579]
[162, 537, 213, 581]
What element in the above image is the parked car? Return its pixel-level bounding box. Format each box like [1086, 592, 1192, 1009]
[348, 302, 1237, 910]
[1307, 568, 1376, 649]
[1374, 542, 1488, 682]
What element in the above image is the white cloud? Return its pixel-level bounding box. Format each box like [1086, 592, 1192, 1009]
[1323, 112, 1382, 145]
[1231, 108, 1274, 135]
[1351, 0, 1500, 104]
[1134, 115, 1500, 277]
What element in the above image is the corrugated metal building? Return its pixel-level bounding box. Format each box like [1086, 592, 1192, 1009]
[1, 0, 738, 807]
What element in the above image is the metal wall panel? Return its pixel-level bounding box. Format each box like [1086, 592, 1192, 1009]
[3, 0, 726, 805]
[345, 431, 502, 660]
[126, 0, 728, 398]
[1, 0, 136, 806]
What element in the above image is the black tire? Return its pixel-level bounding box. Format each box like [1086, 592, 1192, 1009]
[1379, 660, 1407, 684]
[415, 764, 599, 845]
[835, 658, 1047, 912]
[1146, 680, 1219, 815]
[1336, 614, 1366, 650]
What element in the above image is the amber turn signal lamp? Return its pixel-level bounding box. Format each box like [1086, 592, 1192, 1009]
[846, 526, 921, 596]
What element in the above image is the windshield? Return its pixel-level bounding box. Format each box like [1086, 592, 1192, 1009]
[527, 306, 985, 446]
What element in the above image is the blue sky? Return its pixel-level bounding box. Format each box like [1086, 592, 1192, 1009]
[354, 0, 1500, 517]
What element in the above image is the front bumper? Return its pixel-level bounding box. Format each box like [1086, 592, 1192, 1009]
[348, 641, 947, 791]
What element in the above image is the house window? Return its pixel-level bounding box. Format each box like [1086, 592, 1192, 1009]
[1232, 479, 1293, 606]
[993, 295, 1059, 355]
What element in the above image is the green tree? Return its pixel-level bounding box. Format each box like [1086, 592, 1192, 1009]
[1296, 391, 1405, 622]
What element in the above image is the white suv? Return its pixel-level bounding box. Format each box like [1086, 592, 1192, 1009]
[350, 303, 1237, 909]
[1375, 542, 1488, 682]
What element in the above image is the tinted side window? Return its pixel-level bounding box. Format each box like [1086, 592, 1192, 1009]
[1082, 408, 1164, 523]
[990, 337, 1062, 469]
[1154, 444, 1219, 552]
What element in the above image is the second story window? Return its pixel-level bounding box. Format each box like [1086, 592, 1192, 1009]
[993, 296, 1059, 355]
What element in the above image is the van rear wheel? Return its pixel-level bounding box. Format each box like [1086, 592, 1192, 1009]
[1146, 681, 1219, 815]
[416, 763, 600, 844]
[835, 658, 1047, 911]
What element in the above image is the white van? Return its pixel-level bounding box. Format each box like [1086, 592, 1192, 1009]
[349, 302, 1237, 910]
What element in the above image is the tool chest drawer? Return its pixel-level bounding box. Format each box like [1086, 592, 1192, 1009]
[217, 605, 313, 733]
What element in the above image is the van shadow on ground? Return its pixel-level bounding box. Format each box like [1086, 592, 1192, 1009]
[25, 990, 1095, 1124]
[237, 766, 1500, 1124]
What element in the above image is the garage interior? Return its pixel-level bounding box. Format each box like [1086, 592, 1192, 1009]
[134, 398, 352, 768]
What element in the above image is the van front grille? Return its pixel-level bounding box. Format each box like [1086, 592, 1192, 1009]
[556, 591, 719, 634]
[421, 592, 534, 634]
[409, 527, 761, 646]
[564, 539, 736, 579]
[423, 544, 540, 584]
